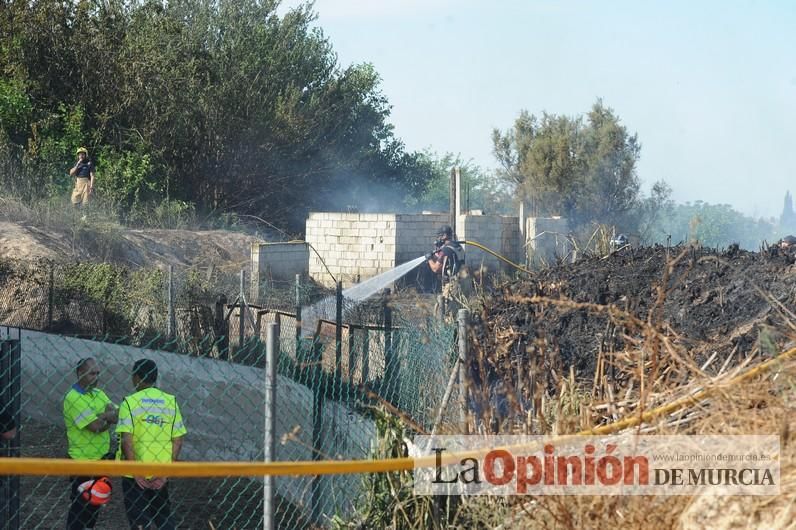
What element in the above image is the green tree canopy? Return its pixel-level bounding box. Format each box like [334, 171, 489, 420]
[0, 0, 434, 231]
[492, 100, 652, 232]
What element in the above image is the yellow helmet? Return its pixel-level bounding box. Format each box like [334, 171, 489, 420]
[76, 147, 88, 155]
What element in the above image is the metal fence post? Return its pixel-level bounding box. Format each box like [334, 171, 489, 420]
[362, 329, 370, 384]
[311, 341, 324, 523]
[457, 309, 470, 433]
[46, 264, 54, 330]
[263, 323, 278, 530]
[347, 326, 355, 382]
[167, 264, 175, 341]
[382, 289, 395, 401]
[214, 294, 229, 360]
[295, 274, 302, 354]
[449, 167, 457, 233]
[0, 338, 21, 530]
[239, 269, 246, 356]
[335, 281, 343, 392]
[251, 243, 261, 304]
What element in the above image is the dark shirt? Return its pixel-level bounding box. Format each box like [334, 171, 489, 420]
[75, 160, 94, 178]
[434, 241, 463, 277]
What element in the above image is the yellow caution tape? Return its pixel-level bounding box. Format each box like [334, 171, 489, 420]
[0, 457, 414, 477]
[0, 346, 792, 478]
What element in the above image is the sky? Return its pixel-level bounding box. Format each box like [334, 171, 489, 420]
[281, 0, 796, 219]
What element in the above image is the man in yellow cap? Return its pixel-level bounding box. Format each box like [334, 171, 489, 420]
[69, 147, 95, 210]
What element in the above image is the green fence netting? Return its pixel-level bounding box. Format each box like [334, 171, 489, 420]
[0, 258, 458, 529]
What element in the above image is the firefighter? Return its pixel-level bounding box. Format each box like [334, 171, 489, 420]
[69, 147, 95, 211]
[426, 225, 465, 281]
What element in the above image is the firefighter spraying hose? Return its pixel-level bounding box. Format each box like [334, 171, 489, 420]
[417, 225, 533, 299]
[423, 228, 533, 279]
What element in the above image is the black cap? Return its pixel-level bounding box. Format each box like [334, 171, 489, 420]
[437, 225, 453, 238]
[782, 235, 796, 244]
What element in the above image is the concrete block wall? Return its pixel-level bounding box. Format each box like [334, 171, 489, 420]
[394, 213, 450, 265]
[306, 212, 449, 287]
[500, 216, 523, 268]
[306, 212, 398, 287]
[526, 217, 571, 265]
[458, 214, 504, 272]
[250, 242, 309, 301]
[306, 211, 570, 285]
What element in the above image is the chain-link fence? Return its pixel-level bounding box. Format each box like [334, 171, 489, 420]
[0, 259, 458, 529]
[0, 258, 333, 347]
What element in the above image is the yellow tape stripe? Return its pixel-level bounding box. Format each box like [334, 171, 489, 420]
[0, 457, 414, 477]
[0, 346, 792, 478]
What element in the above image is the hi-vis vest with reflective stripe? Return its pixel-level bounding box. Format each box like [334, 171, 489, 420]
[116, 387, 187, 464]
[63, 385, 113, 460]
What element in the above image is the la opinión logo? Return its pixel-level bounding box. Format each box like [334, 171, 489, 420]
[412, 435, 780, 496]
[430, 443, 648, 492]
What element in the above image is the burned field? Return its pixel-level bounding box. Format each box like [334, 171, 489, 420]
[468, 244, 796, 430]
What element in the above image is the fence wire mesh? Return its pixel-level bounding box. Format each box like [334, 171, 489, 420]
[0, 258, 334, 346]
[0, 258, 459, 529]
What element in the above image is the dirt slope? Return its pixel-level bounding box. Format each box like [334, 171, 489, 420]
[0, 221, 83, 261]
[0, 220, 261, 268]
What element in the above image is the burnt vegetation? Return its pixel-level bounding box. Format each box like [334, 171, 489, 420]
[469, 243, 796, 433]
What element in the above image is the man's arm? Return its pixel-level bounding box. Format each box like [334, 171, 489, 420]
[171, 400, 187, 461]
[84, 405, 117, 433]
[172, 436, 184, 461]
[428, 250, 443, 274]
[84, 417, 109, 433]
[89, 166, 95, 193]
[121, 432, 135, 461]
[431, 252, 453, 275]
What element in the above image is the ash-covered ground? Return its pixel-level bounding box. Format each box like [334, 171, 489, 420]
[474, 244, 796, 384]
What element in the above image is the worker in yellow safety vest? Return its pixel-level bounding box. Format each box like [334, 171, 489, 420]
[63, 357, 118, 530]
[117, 359, 187, 530]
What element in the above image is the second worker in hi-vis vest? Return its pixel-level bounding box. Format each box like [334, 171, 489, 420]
[117, 359, 187, 530]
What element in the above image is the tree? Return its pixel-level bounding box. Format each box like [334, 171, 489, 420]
[492, 100, 648, 232]
[649, 201, 776, 250]
[0, 0, 435, 231]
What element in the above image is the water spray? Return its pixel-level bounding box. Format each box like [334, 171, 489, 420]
[295, 238, 531, 337]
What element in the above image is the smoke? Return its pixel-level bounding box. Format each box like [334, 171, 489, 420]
[320, 170, 422, 215]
